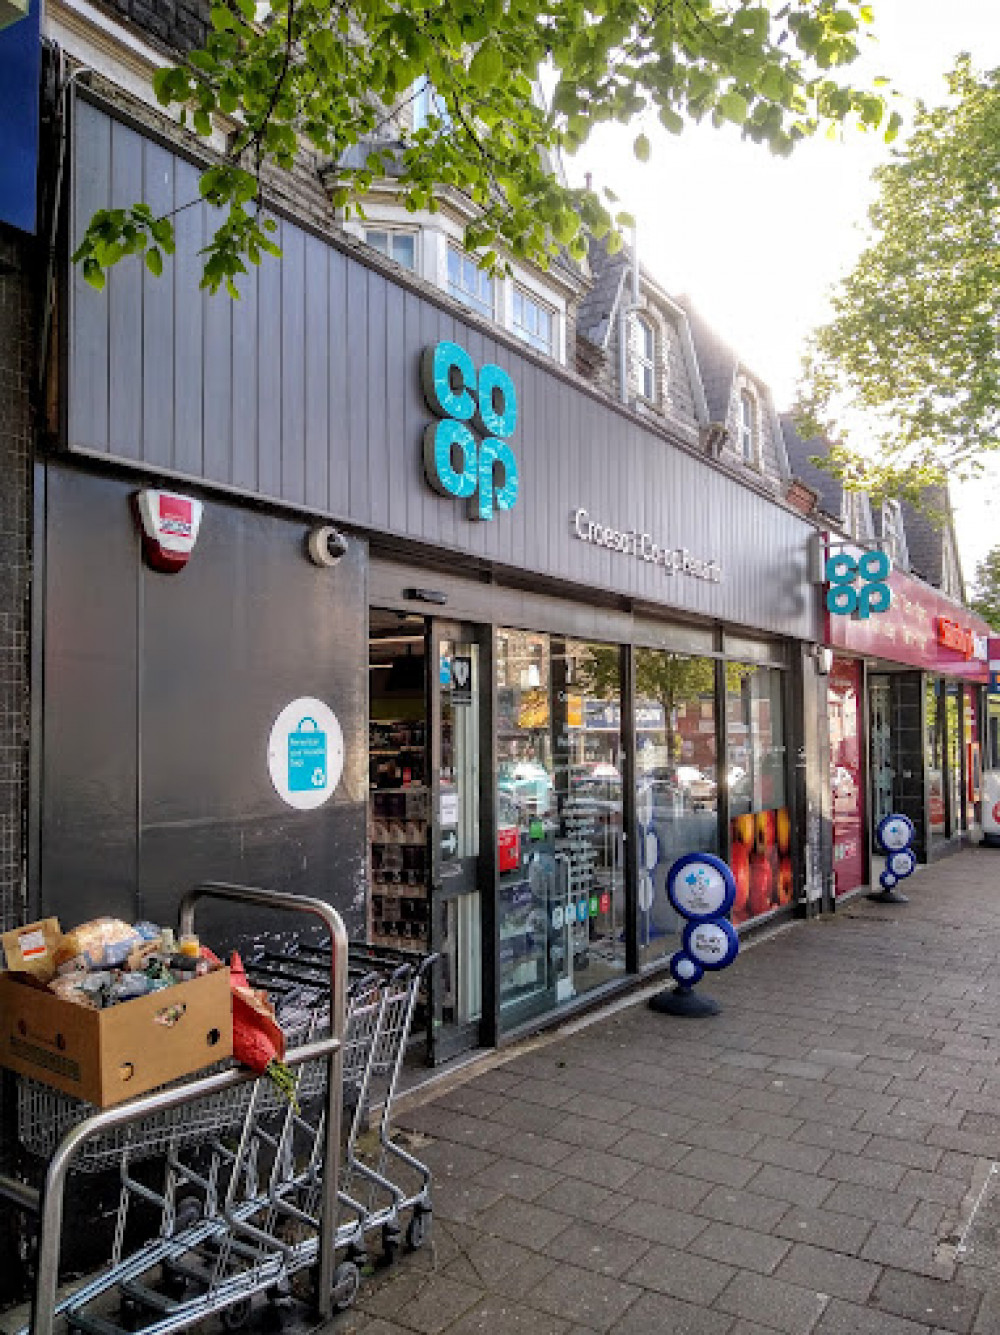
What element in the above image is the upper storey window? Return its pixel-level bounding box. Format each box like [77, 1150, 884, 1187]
[412, 80, 451, 132]
[447, 245, 494, 320]
[882, 500, 905, 567]
[631, 315, 655, 402]
[364, 229, 416, 270]
[513, 286, 554, 356]
[739, 388, 759, 466]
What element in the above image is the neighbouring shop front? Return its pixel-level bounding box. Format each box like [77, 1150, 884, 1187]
[34, 94, 826, 1064]
[823, 547, 990, 897]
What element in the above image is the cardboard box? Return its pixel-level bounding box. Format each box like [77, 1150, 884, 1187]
[0, 921, 233, 1107]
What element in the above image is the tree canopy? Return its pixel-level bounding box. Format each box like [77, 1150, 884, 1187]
[798, 57, 1000, 497]
[970, 546, 1000, 632]
[73, 0, 899, 296]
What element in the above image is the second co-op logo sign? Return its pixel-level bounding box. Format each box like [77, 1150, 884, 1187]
[825, 550, 892, 619]
[421, 341, 519, 521]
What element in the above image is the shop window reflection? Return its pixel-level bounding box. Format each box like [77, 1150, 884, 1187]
[634, 650, 718, 966]
[496, 632, 625, 1028]
[726, 663, 792, 924]
[926, 679, 947, 851]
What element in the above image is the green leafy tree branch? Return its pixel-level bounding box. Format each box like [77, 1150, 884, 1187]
[798, 56, 1000, 497]
[74, 0, 899, 296]
[970, 547, 1000, 633]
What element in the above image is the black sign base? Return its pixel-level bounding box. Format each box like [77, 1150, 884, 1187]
[649, 986, 720, 1018]
[867, 889, 909, 905]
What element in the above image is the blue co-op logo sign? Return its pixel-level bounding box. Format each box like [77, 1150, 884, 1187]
[421, 340, 519, 521]
[825, 549, 892, 619]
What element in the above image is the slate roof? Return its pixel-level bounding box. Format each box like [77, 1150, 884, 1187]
[576, 237, 630, 349]
[672, 296, 737, 424]
[780, 416, 844, 521]
[899, 487, 951, 587]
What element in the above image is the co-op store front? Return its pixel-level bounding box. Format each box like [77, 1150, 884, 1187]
[823, 549, 991, 899]
[36, 96, 825, 1065]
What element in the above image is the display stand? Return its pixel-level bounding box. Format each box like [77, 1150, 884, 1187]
[867, 814, 915, 906]
[648, 853, 739, 1021]
[649, 985, 720, 1018]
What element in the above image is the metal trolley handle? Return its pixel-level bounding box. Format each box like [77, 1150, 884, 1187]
[0, 881, 350, 1335]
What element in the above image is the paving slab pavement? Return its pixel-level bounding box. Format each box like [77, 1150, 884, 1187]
[323, 848, 1000, 1335]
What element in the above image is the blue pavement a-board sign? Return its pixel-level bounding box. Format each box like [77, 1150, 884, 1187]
[666, 853, 740, 984]
[876, 813, 916, 898]
[0, 0, 40, 235]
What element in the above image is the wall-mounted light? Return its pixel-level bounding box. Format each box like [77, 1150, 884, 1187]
[307, 525, 349, 567]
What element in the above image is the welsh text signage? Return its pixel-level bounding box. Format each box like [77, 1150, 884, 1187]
[421, 340, 518, 521]
[571, 508, 722, 584]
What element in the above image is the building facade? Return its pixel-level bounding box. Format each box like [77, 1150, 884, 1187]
[783, 420, 992, 898]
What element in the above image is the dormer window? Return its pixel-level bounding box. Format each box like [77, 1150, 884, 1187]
[739, 388, 758, 466]
[364, 229, 416, 271]
[631, 315, 655, 402]
[513, 286, 554, 356]
[412, 80, 451, 132]
[881, 500, 904, 567]
[447, 245, 494, 319]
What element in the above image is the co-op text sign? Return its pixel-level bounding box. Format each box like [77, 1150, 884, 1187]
[421, 341, 519, 521]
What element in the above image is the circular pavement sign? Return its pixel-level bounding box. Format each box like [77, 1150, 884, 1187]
[879, 868, 898, 890]
[667, 853, 736, 923]
[669, 951, 704, 988]
[877, 813, 914, 854]
[887, 848, 917, 879]
[682, 919, 739, 972]
[267, 697, 344, 811]
[638, 871, 654, 912]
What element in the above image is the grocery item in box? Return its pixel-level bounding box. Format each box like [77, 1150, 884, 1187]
[1, 919, 61, 980]
[56, 918, 143, 970]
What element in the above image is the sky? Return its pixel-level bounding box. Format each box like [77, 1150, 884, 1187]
[570, 0, 1000, 588]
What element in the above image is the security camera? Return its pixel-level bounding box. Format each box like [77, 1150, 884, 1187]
[307, 525, 349, 567]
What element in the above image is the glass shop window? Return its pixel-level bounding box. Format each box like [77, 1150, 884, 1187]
[634, 649, 718, 967]
[496, 632, 625, 1029]
[726, 662, 792, 924]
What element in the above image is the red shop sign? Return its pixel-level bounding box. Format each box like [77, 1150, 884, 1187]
[825, 541, 990, 682]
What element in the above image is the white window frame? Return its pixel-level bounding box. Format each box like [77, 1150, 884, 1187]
[882, 500, 904, 566]
[411, 79, 451, 133]
[632, 314, 656, 403]
[739, 387, 759, 467]
[363, 227, 418, 271]
[512, 284, 555, 356]
[447, 244, 495, 320]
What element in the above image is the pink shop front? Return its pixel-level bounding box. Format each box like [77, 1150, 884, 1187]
[824, 564, 991, 898]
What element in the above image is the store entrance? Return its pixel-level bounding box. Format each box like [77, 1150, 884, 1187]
[869, 674, 893, 882]
[368, 610, 485, 1065]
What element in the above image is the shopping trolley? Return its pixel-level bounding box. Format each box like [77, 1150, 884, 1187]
[0, 882, 353, 1335]
[244, 940, 437, 1260]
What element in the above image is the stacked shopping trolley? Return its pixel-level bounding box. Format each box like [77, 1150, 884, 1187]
[0, 883, 436, 1335]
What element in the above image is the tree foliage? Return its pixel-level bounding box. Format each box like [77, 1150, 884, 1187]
[74, 0, 899, 296]
[799, 57, 1000, 496]
[970, 546, 1000, 632]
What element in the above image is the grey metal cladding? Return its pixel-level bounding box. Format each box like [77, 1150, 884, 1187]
[68, 100, 818, 640]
